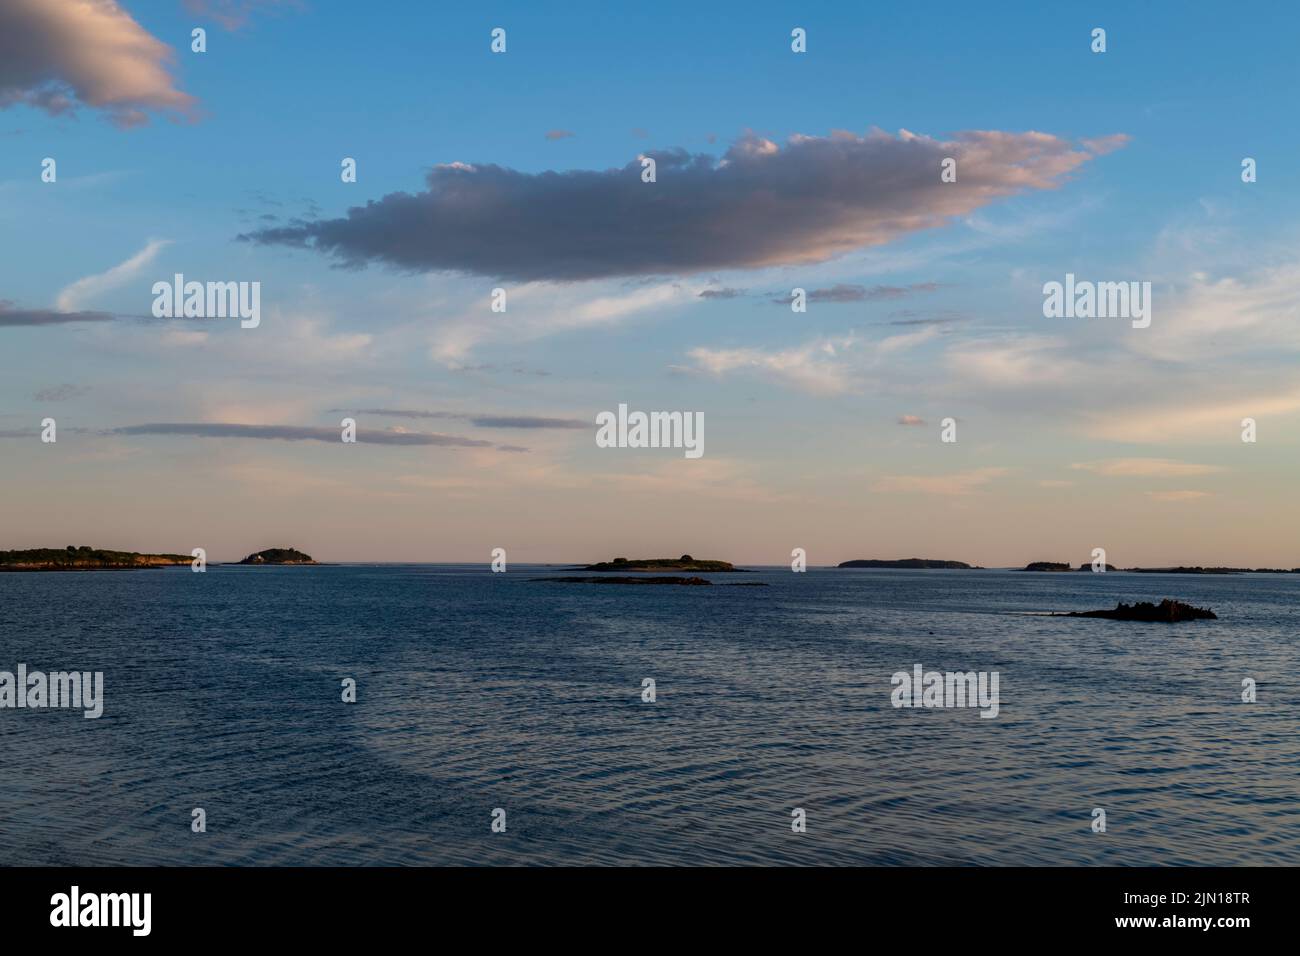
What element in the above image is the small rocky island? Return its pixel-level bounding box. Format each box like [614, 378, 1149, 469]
[838, 558, 976, 569]
[1057, 599, 1217, 622]
[0, 546, 192, 571]
[539, 575, 712, 586]
[538, 555, 764, 586]
[238, 548, 318, 565]
[578, 555, 742, 572]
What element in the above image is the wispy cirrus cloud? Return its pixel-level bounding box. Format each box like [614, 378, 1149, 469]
[872, 467, 1011, 496]
[56, 239, 169, 311]
[0, 0, 195, 126]
[335, 409, 588, 430]
[770, 282, 941, 305]
[430, 280, 686, 361]
[1146, 490, 1212, 502]
[183, 0, 303, 31]
[687, 325, 940, 395]
[1070, 458, 1225, 478]
[240, 128, 1119, 282]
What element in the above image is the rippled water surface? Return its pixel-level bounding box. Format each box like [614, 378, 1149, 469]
[2, 565, 1297, 865]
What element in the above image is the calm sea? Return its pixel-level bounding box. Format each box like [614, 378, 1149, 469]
[2, 566, 1296, 865]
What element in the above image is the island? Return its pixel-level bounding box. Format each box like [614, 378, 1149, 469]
[0, 545, 192, 571]
[535, 575, 765, 586]
[838, 558, 976, 569]
[238, 548, 318, 565]
[576, 555, 743, 573]
[1057, 599, 1217, 622]
[1124, 566, 1299, 574]
[1023, 561, 1072, 572]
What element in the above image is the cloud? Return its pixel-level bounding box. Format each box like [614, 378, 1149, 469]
[239, 128, 1116, 282]
[0, 301, 115, 326]
[1081, 134, 1131, 156]
[886, 310, 970, 327]
[872, 467, 1010, 496]
[771, 282, 941, 305]
[1130, 264, 1300, 363]
[688, 326, 939, 395]
[1146, 490, 1211, 502]
[544, 129, 575, 141]
[430, 280, 685, 361]
[697, 287, 744, 299]
[1082, 386, 1300, 443]
[1070, 458, 1225, 478]
[56, 239, 169, 311]
[183, 0, 301, 31]
[34, 383, 90, 402]
[688, 333, 862, 395]
[338, 409, 588, 430]
[897, 415, 926, 426]
[111, 422, 524, 450]
[0, 0, 195, 126]
[944, 335, 1088, 390]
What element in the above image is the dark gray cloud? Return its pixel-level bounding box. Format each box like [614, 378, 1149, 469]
[886, 309, 972, 327]
[0, 302, 115, 326]
[447, 363, 551, 377]
[338, 408, 587, 430]
[238, 129, 1116, 282]
[698, 287, 745, 299]
[112, 422, 523, 450]
[770, 282, 941, 305]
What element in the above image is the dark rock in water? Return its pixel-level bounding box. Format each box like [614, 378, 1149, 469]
[536, 575, 715, 585]
[1024, 561, 1072, 572]
[1059, 599, 1217, 622]
[1075, 562, 1118, 572]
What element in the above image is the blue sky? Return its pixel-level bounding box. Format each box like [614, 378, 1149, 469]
[2, 1, 1299, 565]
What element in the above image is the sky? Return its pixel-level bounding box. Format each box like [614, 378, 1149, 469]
[2, 0, 1299, 566]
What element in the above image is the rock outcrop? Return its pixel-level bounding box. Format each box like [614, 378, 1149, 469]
[1059, 599, 1217, 622]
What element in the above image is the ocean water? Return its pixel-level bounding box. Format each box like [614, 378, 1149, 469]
[1, 565, 1296, 866]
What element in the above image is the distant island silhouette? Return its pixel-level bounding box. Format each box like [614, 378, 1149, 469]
[535, 575, 766, 587]
[0, 546, 191, 571]
[0, 545, 322, 570]
[1026, 561, 1296, 574]
[838, 558, 977, 569]
[576, 555, 743, 572]
[239, 548, 318, 565]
